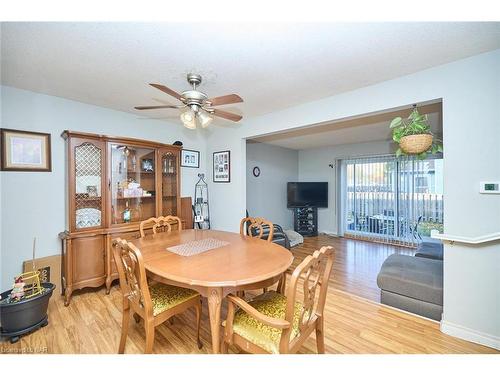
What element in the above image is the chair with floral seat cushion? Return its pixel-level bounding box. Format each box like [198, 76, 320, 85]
[139, 215, 183, 238]
[222, 246, 334, 354]
[112, 238, 202, 354]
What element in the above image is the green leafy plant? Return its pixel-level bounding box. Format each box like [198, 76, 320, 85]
[390, 107, 442, 159]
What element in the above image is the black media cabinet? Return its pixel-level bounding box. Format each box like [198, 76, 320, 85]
[293, 207, 318, 237]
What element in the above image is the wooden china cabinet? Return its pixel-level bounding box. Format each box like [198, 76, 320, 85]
[59, 131, 182, 306]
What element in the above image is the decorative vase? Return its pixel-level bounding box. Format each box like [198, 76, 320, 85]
[399, 134, 433, 155]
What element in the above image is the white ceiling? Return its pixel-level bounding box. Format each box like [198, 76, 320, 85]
[1, 22, 499, 125]
[250, 103, 442, 150]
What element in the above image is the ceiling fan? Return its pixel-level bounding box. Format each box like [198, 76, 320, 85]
[134, 73, 243, 129]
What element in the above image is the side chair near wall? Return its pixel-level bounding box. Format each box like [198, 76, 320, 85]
[222, 246, 334, 354]
[240, 216, 281, 295]
[139, 215, 183, 238]
[112, 238, 202, 354]
[241, 214, 291, 250]
[240, 216, 275, 241]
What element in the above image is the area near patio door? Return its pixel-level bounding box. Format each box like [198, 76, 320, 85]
[342, 155, 444, 246]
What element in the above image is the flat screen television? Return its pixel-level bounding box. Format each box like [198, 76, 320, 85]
[287, 182, 328, 208]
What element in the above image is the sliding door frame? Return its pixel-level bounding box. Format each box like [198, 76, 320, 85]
[337, 153, 443, 245]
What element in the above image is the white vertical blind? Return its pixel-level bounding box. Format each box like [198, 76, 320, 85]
[342, 155, 444, 247]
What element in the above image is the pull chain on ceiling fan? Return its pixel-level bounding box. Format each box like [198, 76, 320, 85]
[135, 73, 243, 129]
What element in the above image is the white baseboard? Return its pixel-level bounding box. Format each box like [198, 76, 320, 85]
[441, 320, 500, 350]
[320, 231, 338, 237]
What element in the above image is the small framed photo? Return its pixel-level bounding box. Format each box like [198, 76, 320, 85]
[141, 158, 154, 172]
[1, 128, 51, 171]
[213, 150, 230, 183]
[181, 149, 200, 168]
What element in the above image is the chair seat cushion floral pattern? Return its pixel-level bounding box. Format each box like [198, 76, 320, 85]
[230, 291, 307, 354]
[149, 283, 199, 316]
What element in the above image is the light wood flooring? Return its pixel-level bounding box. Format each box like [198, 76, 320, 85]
[1, 235, 497, 354]
[292, 235, 416, 303]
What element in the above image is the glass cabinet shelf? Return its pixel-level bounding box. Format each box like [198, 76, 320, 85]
[110, 144, 157, 225]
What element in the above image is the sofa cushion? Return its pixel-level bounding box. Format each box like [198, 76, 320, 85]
[284, 230, 304, 248]
[377, 254, 443, 306]
[415, 239, 444, 260]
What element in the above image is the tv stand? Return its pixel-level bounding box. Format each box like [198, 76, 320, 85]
[293, 207, 318, 237]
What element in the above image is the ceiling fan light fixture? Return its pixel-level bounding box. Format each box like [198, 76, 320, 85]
[197, 111, 213, 128]
[180, 109, 196, 129]
[136, 74, 244, 129]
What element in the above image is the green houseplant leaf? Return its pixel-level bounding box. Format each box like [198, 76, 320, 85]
[389, 117, 402, 128]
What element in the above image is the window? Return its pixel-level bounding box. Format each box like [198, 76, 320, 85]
[342, 155, 443, 246]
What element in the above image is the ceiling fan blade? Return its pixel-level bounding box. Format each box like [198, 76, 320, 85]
[212, 109, 243, 122]
[208, 94, 243, 106]
[149, 83, 182, 101]
[134, 105, 179, 110]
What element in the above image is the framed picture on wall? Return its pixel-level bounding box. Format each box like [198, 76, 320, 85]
[213, 150, 230, 183]
[181, 149, 200, 168]
[0, 128, 52, 171]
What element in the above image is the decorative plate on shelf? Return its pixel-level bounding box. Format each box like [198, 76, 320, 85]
[75, 208, 101, 229]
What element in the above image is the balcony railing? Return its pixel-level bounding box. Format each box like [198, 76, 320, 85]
[346, 192, 444, 241]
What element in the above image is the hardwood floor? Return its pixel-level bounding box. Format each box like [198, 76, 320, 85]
[1, 235, 497, 354]
[293, 235, 415, 303]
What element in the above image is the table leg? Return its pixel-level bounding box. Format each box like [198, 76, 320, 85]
[207, 287, 223, 354]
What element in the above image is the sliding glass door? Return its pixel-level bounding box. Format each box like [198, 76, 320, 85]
[342, 155, 443, 246]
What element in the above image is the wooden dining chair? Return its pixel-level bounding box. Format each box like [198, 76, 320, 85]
[239, 216, 277, 295]
[139, 215, 183, 238]
[112, 238, 202, 354]
[240, 216, 274, 242]
[222, 246, 334, 354]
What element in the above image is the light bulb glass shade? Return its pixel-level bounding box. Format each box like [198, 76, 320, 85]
[180, 109, 196, 129]
[197, 111, 213, 128]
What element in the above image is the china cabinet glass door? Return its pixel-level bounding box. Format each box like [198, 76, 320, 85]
[110, 143, 156, 225]
[160, 150, 178, 216]
[73, 140, 104, 230]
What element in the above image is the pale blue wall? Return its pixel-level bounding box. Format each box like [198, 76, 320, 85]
[246, 142, 298, 229]
[0, 86, 207, 290]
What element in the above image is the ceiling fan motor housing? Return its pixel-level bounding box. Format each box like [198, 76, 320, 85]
[182, 73, 208, 109]
[187, 73, 202, 86]
[182, 90, 208, 105]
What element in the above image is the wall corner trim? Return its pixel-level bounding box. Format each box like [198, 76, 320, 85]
[440, 320, 500, 350]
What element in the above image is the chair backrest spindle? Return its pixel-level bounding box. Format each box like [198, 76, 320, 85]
[280, 246, 334, 352]
[112, 238, 153, 317]
[239, 216, 274, 242]
[139, 215, 183, 238]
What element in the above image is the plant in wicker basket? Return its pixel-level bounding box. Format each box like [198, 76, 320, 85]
[390, 105, 442, 159]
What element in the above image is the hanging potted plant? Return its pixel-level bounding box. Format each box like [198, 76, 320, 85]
[390, 105, 442, 159]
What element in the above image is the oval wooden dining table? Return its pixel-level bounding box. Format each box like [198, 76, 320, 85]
[128, 229, 294, 353]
